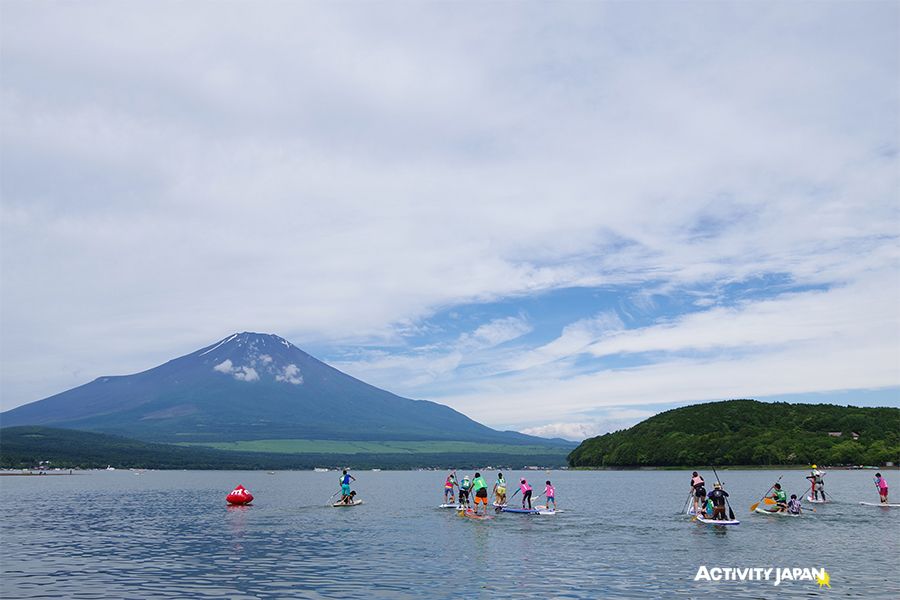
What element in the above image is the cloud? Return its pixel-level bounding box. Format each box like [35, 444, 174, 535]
[0, 2, 896, 424]
[459, 315, 533, 350]
[276, 364, 303, 385]
[213, 360, 233, 374]
[212, 359, 259, 382]
[232, 367, 259, 382]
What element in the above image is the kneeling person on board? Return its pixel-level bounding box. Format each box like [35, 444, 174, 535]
[544, 481, 556, 510]
[787, 494, 802, 515]
[520, 479, 533, 509]
[493, 473, 507, 506]
[769, 483, 788, 512]
[707, 483, 729, 520]
[875, 473, 889, 504]
[690, 472, 706, 514]
[472, 472, 489, 515]
[458, 476, 472, 508]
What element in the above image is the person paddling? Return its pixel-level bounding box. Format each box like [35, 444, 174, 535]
[690, 471, 706, 515]
[458, 475, 473, 508]
[471, 472, 489, 515]
[444, 472, 458, 505]
[806, 465, 826, 501]
[769, 483, 788, 512]
[544, 480, 556, 511]
[339, 469, 356, 503]
[493, 472, 507, 506]
[874, 473, 889, 504]
[787, 494, 802, 515]
[520, 478, 533, 509]
[707, 483, 730, 520]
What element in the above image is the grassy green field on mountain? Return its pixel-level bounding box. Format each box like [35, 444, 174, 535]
[179, 439, 568, 455]
[568, 400, 900, 468]
[0, 427, 568, 470]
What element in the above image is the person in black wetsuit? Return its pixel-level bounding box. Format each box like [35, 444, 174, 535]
[707, 483, 729, 520]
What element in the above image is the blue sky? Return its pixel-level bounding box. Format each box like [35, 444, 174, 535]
[1, 1, 898, 439]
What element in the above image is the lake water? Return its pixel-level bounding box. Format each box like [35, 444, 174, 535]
[1, 469, 897, 598]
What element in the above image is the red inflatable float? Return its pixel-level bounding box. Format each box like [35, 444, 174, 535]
[226, 484, 254, 505]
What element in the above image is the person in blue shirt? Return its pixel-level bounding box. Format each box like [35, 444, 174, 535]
[339, 469, 356, 503]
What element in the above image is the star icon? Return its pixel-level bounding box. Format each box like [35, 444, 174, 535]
[816, 570, 831, 588]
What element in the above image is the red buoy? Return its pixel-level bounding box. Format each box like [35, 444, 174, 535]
[226, 484, 254, 505]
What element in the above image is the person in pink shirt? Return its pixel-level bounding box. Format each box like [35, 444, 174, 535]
[544, 480, 556, 510]
[519, 478, 533, 509]
[875, 473, 889, 504]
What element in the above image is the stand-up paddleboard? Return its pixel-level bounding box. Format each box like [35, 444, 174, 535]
[754, 506, 800, 517]
[332, 499, 364, 507]
[501, 507, 541, 514]
[806, 496, 827, 504]
[694, 516, 740, 526]
[439, 503, 462, 509]
[859, 502, 900, 507]
[458, 509, 493, 520]
[492, 502, 506, 508]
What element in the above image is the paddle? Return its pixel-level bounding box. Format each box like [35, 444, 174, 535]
[326, 489, 341, 506]
[681, 490, 694, 515]
[713, 467, 734, 521]
[750, 475, 782, 513]
[711, 467, 735, 520]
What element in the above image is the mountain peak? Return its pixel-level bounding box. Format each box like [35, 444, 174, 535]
[197, 332, 304, 385]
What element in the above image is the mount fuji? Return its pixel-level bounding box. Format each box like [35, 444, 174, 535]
[1, 332, 559, 446]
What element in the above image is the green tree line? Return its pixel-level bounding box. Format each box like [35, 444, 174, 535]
[568, 400, 900, 467]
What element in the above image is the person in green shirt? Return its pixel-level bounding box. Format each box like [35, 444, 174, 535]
[769, 483, 788, 512]
[458, 475, 472, 508]
[471, 472, 489, 515]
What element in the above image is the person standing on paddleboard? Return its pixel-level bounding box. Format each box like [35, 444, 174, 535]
[707, 483, 729, 520]
[444, 472, 458, 505]
[458, 475, 472, 508]
[520, 478, 533, 509]
[339, 469, 356, 503]
[875, 473, 889, 504]
[493, 473, 507, 506]
[690, 472, 706, 514]
[544, 481, 556, 511]
[471, 472, 489, 515]
[807, 465, 826, 501]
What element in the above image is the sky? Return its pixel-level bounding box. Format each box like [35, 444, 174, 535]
[1, 1, 898, 440]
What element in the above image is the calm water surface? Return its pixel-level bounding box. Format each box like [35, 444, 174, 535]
[1, 469, 898, 598]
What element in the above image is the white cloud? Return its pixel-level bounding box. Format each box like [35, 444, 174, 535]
[213, 359, 233, 374]
[0, 2, 896, 421]
[276, 364, 303, 385]
[459, 316, 532, 351]
[232, 366, 259, 382]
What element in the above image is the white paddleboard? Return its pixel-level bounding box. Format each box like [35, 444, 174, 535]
[695, 516, 740, 526]
[755, 506, 800, 517]
[332, 499, 364, 507]
[806, 496, 827, 504]
[859, 502, 900, 507]
[439, 503, 462, 509]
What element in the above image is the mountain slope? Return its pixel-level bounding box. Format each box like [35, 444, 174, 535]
[1, 332, 557, 445]
[0, 426, 569, 469]
[567, 400, 900, 467]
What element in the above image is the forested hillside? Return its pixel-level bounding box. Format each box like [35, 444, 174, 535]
[568, 400, 900, 467]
